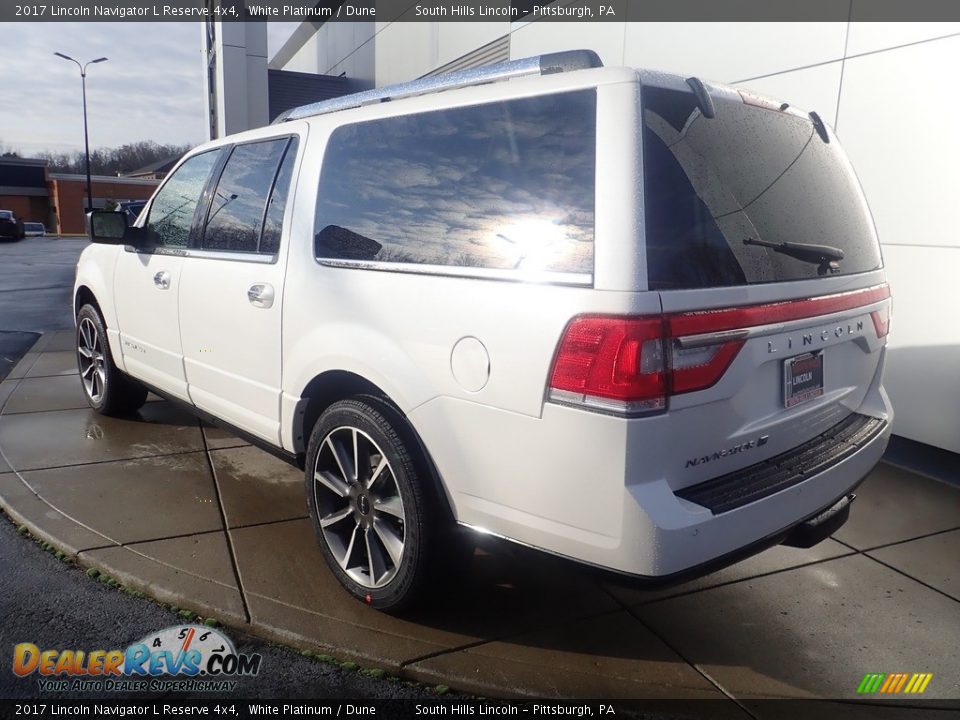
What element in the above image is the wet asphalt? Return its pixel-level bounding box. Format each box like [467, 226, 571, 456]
[0, 236, 447, 702]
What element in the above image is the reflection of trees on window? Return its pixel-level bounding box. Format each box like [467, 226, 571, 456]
[203, 139, 290, 253]
[146, 150, 220, 248]
[314, 90, 596, 274]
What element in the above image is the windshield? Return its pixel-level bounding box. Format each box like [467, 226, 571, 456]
[641, 85, 882, 289]
[0, 211, 12, 220]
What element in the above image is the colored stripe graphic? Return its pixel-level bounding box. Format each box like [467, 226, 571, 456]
[857, 673, 885, 694]
[857, 672, 932, 694]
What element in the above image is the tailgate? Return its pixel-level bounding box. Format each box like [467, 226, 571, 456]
[638, 75, 890, 490]
[659, 280, 890, 491]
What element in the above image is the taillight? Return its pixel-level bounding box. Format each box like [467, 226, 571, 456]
[548, 316, 667, 415]
[548, 284, 890, 416]
[870, 298, 892, 338]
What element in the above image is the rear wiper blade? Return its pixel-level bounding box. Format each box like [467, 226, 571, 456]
[743, 237, 844, 272]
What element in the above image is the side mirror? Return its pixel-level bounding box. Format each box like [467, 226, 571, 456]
[87, 210, 147, 246]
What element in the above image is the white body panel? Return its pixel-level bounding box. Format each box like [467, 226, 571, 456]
[112, 251, 189, 401]
[178, 253, 286, 443]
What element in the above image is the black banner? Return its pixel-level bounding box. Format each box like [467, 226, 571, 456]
[4, 0, 960, 23]
[2, 699, 959, 719]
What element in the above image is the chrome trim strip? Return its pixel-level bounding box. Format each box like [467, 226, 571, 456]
[675, 300, 888, 348]
[124, 246, 277, 265]
[279, 56, 542, 122]
[316, 257, 593, 287]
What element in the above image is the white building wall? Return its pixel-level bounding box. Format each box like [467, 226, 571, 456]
[284, 22, 376, 86]
[276, 21, 960, 453]
[210, 22, 269, 137]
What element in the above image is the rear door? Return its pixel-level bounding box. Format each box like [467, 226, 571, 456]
[178, 135, 301, 444]
[639, 80, 890, 490]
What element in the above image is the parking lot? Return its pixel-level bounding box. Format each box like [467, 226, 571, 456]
[0, 237, 958, 710]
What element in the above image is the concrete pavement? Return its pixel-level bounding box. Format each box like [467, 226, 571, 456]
[1, 332, 959, 709]
[0, 235, 88, 332]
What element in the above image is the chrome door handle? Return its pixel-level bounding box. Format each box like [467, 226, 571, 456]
[153, 271, 171, 289]
[247, 283, 275, 309]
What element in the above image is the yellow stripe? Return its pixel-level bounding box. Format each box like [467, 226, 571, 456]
[894, 674, 909, 693]
[917, 674, 933, 694]
[904, 674, 919, 693]
[880, 674, 896, 693]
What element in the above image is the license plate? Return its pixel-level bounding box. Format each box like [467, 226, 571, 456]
[784, 352, 824, 408]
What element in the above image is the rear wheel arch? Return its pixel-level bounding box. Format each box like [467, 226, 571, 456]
[293, 370, 455, 524]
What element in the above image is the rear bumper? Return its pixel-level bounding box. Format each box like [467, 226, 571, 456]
[596, 489, 861, 590]
[599, 414, 888, 578]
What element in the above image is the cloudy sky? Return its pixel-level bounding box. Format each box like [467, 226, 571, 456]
[0, 22, 298, 156]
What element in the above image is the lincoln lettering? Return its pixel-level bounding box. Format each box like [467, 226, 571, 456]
[767, 320, 864, 354]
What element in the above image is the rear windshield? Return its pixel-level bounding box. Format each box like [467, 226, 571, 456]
[0, 211, 12, 220]
[642, 85, 882, 290]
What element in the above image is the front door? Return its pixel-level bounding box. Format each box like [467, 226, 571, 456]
[113, 150, 222, 400]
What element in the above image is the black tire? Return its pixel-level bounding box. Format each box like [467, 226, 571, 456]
[304, 396, 438, 612]
[75, 303, 148, 416]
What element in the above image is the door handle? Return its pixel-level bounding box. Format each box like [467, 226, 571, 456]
[153, 271, 171, 290]
[247, 283, 275, 309]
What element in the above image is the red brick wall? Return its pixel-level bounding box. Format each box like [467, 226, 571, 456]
[50, 177, 159, 235]
[0, 196, 38, 221]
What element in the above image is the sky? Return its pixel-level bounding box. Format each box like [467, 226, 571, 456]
[0, 22, 299, 157]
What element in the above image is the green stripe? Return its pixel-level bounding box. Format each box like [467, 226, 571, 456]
[869, 674, 886, 693]
[856, 674, 874, 694]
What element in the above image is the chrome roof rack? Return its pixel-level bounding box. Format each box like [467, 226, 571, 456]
[273, 49, 602, 124]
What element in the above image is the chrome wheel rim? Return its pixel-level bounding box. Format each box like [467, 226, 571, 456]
[77, 317, 106, 404]
[313, 426, 406, 589]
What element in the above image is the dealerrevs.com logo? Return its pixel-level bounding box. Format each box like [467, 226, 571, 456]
[13, 625, 262, 693]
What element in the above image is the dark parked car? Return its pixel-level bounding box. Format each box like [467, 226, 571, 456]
[0, 210, 25, 241]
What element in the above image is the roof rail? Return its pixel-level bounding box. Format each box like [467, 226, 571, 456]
[273, 49, 603, 124]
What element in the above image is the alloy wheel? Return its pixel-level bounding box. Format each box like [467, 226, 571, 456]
[312, 426, 407, 589]
[77, 317, 106, 404]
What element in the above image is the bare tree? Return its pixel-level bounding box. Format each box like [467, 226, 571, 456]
[33, 141, 191, 176]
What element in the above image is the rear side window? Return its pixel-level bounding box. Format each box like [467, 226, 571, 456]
[314, 90, 596, 275]
[642, 85, 883, 289]
[260, 141, 298, 255]
[147, 150, 220, 248]
[203, 137, 296, 254]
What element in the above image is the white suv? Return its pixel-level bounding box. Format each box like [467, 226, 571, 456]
[76, 50, 892, 610]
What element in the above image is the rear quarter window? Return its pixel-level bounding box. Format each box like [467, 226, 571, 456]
[314, 90, 597, 275]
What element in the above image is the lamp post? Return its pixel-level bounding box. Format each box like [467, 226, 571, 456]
[54, 53, 108, 213]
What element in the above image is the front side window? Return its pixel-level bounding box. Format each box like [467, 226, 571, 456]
[203, 138, 293, 254]
[314, 90, 596, 274]
[146, 150, 220, 248]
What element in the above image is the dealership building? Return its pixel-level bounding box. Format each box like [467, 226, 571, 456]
[204, 19, 960, 455]
[0, 156, 160, 235]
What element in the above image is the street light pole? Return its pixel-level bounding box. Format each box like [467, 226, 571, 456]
[54, 53, 108, 213]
